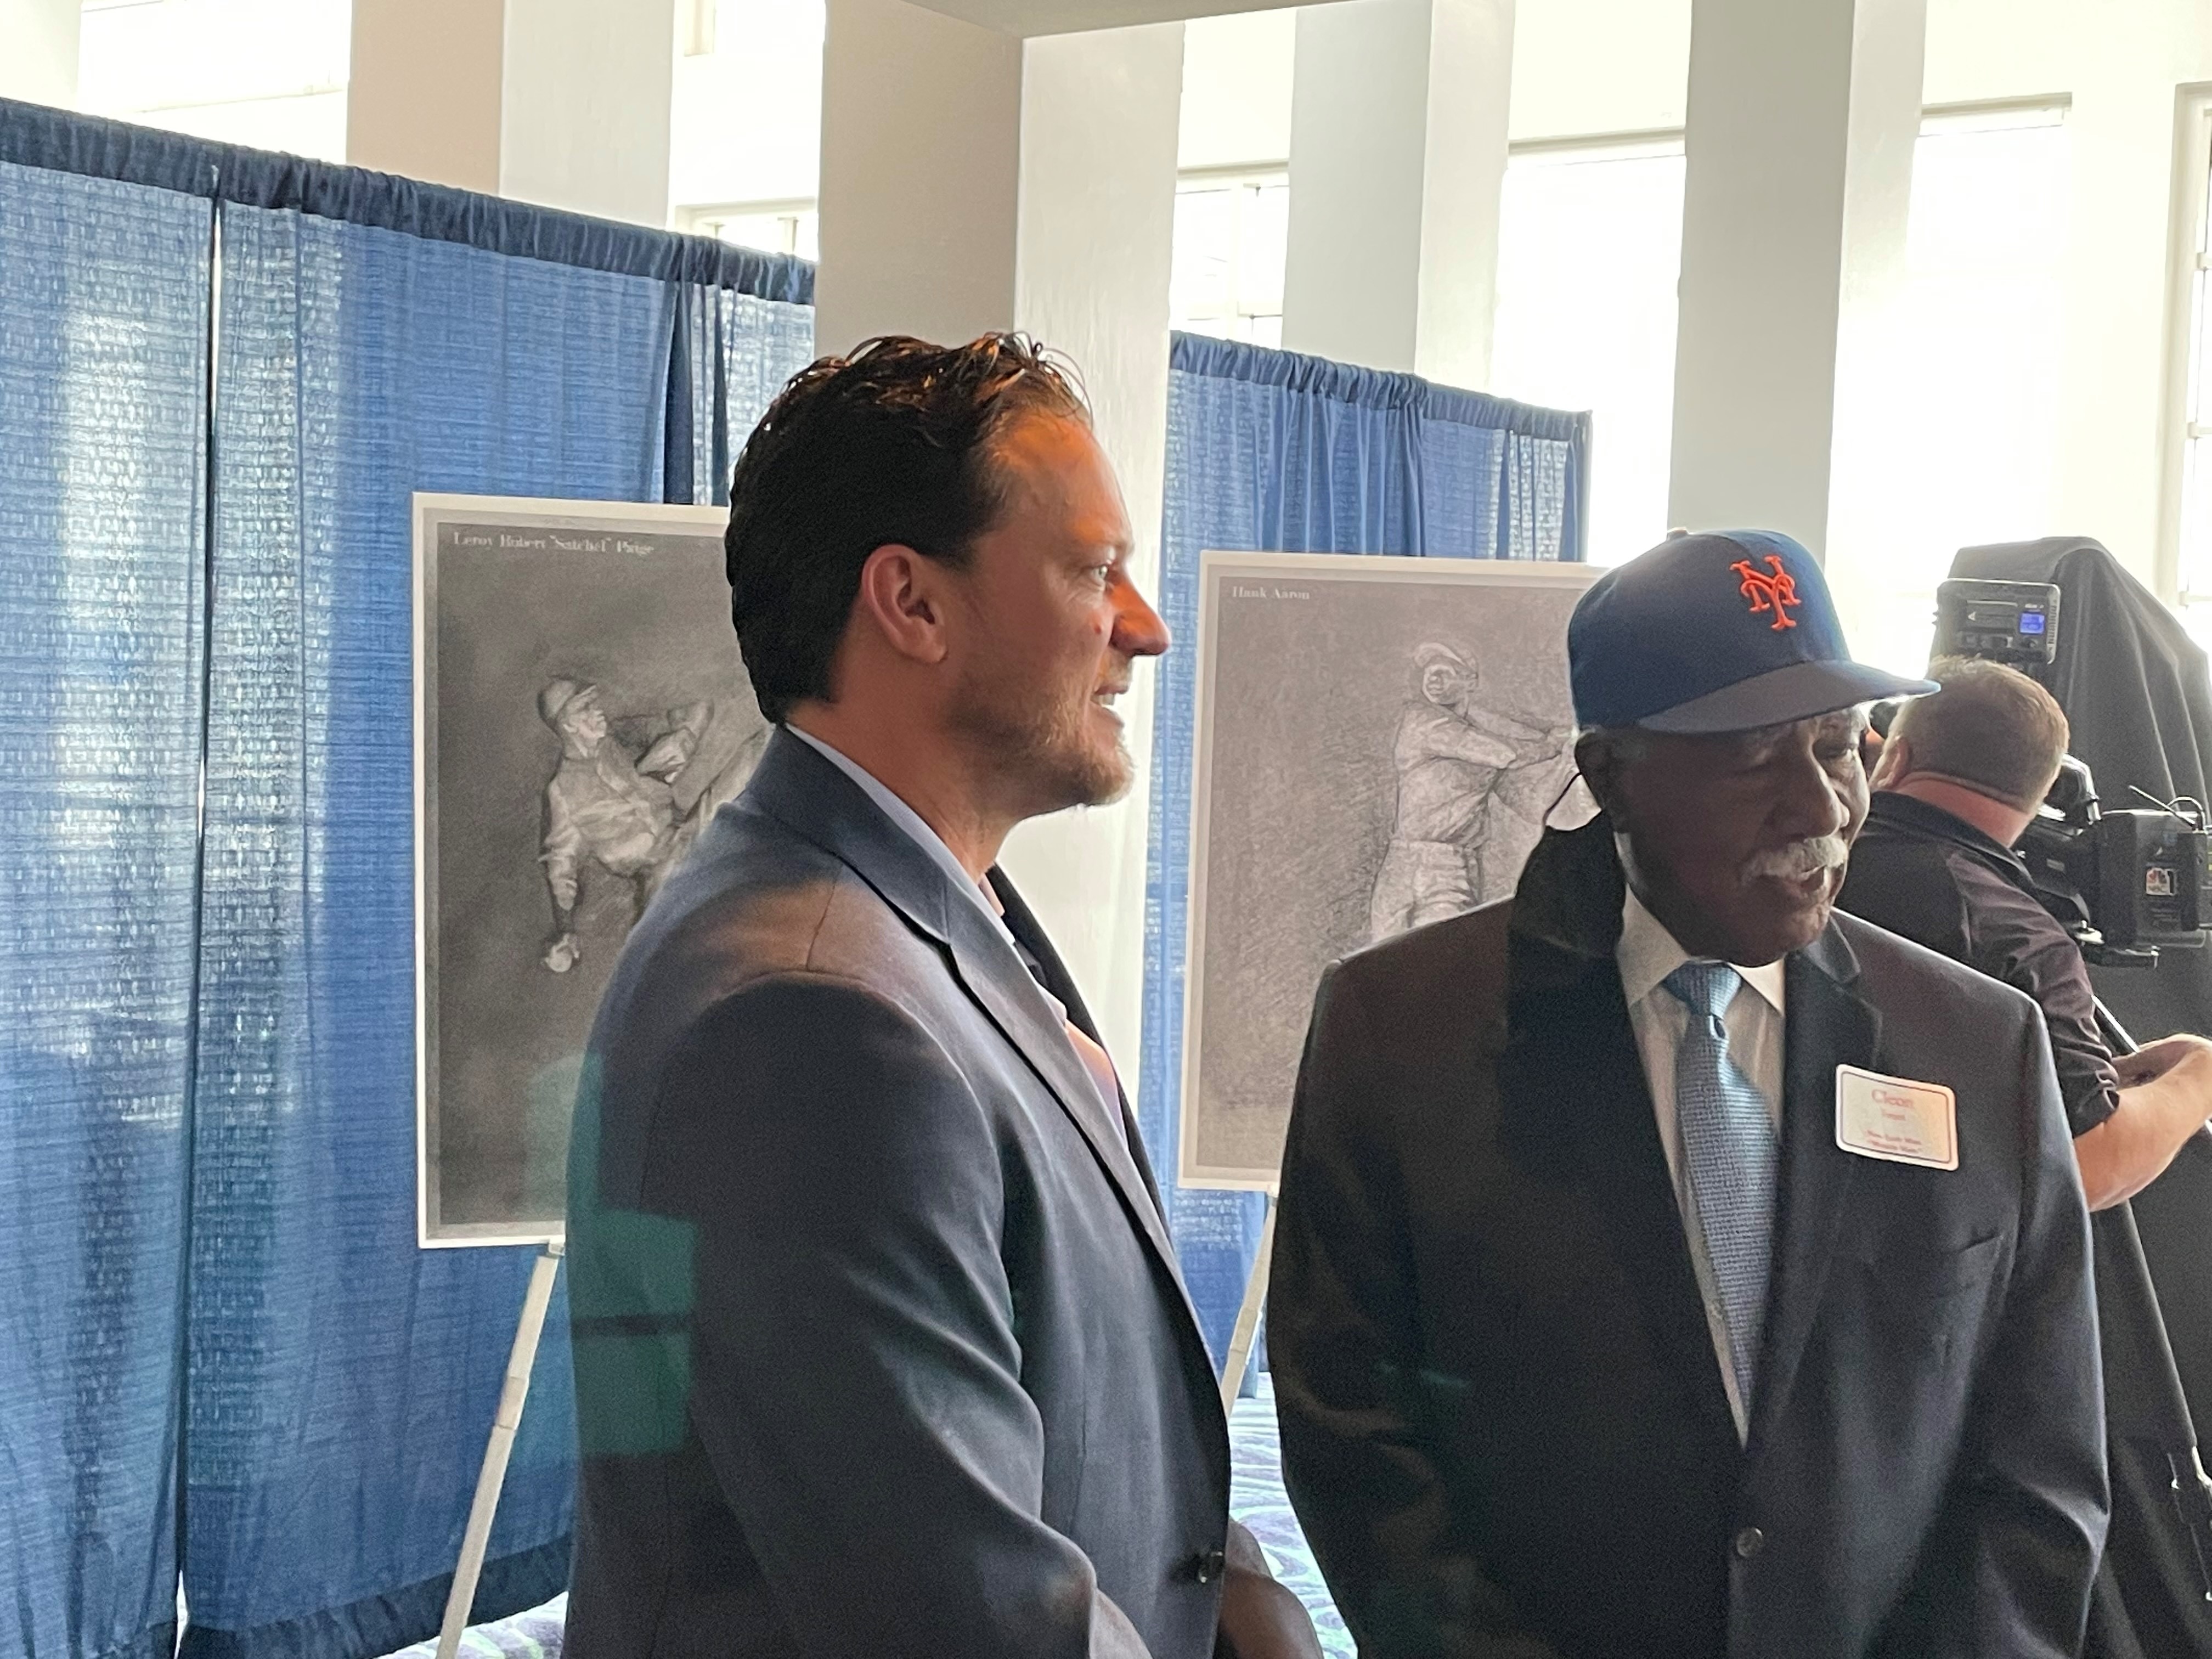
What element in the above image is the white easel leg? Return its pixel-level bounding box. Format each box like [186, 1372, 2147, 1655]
[435, 1240, 565, 1659]
[1218, 1194, 1279, 1419]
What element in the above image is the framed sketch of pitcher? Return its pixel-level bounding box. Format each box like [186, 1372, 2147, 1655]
[413, 494, 765, 1246]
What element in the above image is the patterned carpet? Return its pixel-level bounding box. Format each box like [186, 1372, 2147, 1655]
[1229, 1377, 1355, 1655]
[387, 1376, 1352, 1659]
[387, 1595, 567, 1659]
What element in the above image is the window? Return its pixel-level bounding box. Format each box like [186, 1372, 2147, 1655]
[1170, 168, 1289, 347]
[1490, 135, 1686, 567]
[677, 201, 820, 261]
[2166, 93, 2212, 644]
[1831, 104, 2071, 675]
[682, 0, 717, 56]
[74, 0, 350, 159]
[1161, 109, 2070, 636]
[665, 0, 825, 227]
[1487, 108, 2069, 670]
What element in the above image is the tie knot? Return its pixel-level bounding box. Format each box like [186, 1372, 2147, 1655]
[1664, 960, 1742, 1022]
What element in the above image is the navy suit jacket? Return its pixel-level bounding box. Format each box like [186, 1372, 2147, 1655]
[566, 730, 1233, 1658]
[1269, 815, 2108, 1658]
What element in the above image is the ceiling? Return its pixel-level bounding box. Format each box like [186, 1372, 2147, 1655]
[907, 0, 1313, 37]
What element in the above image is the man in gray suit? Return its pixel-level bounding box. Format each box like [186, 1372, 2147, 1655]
[566, 334, 1318, 1659]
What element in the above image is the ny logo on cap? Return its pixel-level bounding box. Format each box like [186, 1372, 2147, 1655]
[1731, 556, 1801, 631]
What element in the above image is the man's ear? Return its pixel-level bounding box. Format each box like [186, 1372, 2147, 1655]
[1868, 731, 1910, 792]
[1575, 730, 1629, 827]
[852, 543, 953, 667]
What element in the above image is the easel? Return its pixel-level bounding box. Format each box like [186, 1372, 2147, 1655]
[436, 1191, 1276, 1651]
[435, 1240, 565, 1659]
[1217, 1192, 1278, 1417]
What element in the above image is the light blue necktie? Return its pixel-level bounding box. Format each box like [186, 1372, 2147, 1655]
[1664, 961, 1779, 1415]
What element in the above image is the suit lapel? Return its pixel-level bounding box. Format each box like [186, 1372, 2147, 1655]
[1503, 820, 1739, 1445]
[1750, 922, 1881, 1454]
[1502, 942, 1741, 1444]
[748, 732, 1201, 1334]
[939, 894, 1191, 1300]
[987, 870, 1171, 1224]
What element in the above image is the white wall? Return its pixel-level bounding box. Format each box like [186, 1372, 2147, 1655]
[2, 0, 81, 108]
[499, 0, 677, 223]
[1506, 0, 1689, 139]
[72, 0, 827, 207]
[76, 0, 352, 159]
[1177, 6, 1293, 168]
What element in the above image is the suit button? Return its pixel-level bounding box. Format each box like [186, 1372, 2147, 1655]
[1734, 1526, 1765, 1560]
[1193, 1547, 1228, 1584]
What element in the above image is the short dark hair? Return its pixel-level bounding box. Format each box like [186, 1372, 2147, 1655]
[724, 332, 1090, 723]
[1890, 656, 2069, 810]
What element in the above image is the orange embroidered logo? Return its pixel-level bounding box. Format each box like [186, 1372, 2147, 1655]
[1731, 555, 1801, 631]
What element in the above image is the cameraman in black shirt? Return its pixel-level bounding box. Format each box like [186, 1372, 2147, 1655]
[1840, 658, 2212, 1207]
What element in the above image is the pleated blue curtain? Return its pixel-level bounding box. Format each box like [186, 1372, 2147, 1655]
[1140, 332, 1590, 1364]
[668, 262, 817, 506]
[0, 97, 815, 1659]
[182, 203, 680, 1659]
[0, 154, 212, 1659]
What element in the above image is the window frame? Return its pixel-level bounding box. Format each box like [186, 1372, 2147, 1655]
[2158, 86, 2212, 610]
[672, 198, 818, 256]
[1171, 162, 1290, 344]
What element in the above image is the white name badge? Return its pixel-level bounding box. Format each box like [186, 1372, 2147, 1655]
[1835, 1064, 1959, 1171]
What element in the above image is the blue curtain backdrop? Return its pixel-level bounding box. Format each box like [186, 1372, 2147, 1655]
[0, 150, 212, 1659]
[0, 98, 815, 1659]
[1140, 332, 1590, 1367]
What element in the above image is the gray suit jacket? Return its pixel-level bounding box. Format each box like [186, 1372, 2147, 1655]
[565, 729, 1233, 1658]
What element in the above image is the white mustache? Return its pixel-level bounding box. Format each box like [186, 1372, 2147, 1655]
[1742, 834, 1850, 882]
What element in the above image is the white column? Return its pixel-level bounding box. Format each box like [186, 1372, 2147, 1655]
[1003, 21, 1184, 1084]
[499, 0, 675, 224]
[1279, 0, 1514, 387]
[2058, 14, 2192, 589]
[348, 0, 504, 195]
[814, 0, 1023, 354]
[348, 0, 674, 225]
[1667, 0, 1926, 556]
[816, 2, 1183, 1076]
[1, 0, 82, 109]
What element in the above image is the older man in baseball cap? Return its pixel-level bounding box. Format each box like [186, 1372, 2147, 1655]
[1271, 531, 2107, 1658]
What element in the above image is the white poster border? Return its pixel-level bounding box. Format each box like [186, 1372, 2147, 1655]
[412, 492, 731, 1250]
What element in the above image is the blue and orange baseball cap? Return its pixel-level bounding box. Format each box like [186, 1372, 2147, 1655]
[1570, 529, 1934, 734]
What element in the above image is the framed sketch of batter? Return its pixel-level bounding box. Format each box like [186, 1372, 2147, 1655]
[1181, 551, 1602, 1190]
[414, 494, 767, 1246]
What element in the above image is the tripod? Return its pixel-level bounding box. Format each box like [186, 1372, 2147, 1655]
[2090, 998, 2212, 1638]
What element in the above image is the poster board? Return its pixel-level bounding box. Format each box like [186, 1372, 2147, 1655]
[1180, 551, 1601, 1190]
[414, 494, 764, 1246]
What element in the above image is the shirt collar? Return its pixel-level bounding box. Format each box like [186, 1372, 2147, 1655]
[783, 724, 1014, 944]
[1617, 881, 1787, 1017]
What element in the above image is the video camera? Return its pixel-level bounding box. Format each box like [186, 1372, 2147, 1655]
[1908, 578, 2212, 967]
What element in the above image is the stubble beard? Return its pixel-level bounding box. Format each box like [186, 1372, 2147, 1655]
[949, 665, 1132, 816]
